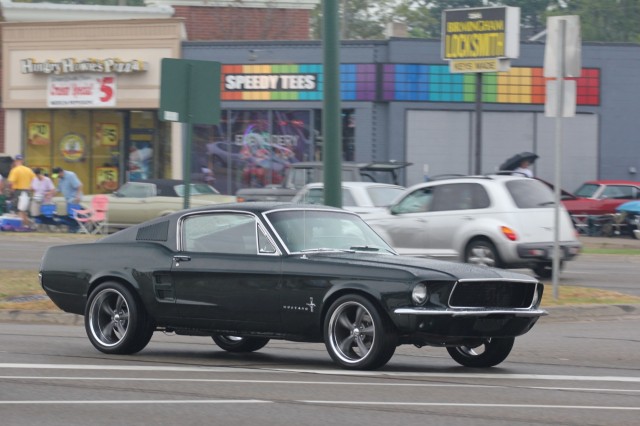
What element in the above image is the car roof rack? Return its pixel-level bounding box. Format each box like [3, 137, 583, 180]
[427, 174, 496, 181]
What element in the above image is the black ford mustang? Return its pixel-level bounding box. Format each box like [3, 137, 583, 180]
[40, 203, 546, 370]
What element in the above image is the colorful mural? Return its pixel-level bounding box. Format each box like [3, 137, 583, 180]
[220, 64, 600, 106]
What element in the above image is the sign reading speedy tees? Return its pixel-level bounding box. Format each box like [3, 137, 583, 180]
[224, 74, 317, 91]
[442, 6, 520, 73]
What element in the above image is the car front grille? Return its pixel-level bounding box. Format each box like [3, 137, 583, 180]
[449, 280, 538, 309]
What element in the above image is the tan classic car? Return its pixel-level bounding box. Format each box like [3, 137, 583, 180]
[53, 179, 236, 231]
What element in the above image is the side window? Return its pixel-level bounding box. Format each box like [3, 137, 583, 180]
[392, 188, 432, 214]
[431, 183, 490, 211]
[182, 213, 258, 254]
[603, 185, 633, 199]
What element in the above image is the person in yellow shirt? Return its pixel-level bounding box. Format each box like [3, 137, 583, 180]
[7, 154, 36, 229]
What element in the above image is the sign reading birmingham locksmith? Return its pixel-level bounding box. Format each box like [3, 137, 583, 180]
[442, 7, 520, 73]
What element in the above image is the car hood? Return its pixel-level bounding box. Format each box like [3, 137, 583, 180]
[299, 252, 535, 282]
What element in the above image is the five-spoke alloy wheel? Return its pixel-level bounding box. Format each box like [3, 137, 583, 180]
[324, 294, 397, 370]
[212, 335, 270, 352]
[85, 281, 154, 355]
[446, 337, 515, 368]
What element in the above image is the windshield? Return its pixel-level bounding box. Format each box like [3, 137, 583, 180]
[574, 183, 600, 198]
[266, 209, 395, 254]
[174, 184, 219, 196]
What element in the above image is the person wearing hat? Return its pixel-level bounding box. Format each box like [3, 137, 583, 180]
[51, 167, 83, 233]
[30, 168, 55, 218]
[7, 154, 36, 229]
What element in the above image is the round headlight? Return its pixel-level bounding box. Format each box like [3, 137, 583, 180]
[412, 283, 428, 305]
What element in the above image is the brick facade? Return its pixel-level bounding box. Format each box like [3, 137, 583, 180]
[174, 6, 311, 41]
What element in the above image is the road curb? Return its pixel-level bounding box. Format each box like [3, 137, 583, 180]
[3, 304, 640, 326]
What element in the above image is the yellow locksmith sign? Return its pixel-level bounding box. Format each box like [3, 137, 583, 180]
[442, 6, 520, 68]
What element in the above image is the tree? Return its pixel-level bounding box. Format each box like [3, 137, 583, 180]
[551, 0, 640, 43]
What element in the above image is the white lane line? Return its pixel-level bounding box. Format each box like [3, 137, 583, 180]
[1, 363, 639, 383]
[2, 376, 639, 393]
[299, 401, 640, 411]
[0, 400, 270, 405]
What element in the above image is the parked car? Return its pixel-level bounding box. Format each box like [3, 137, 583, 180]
[235, 161, 411, 202]
[40, 203, 545, 370]
[54, 179, 236, 230]
[562, 180, 640, 216]
[364, 175, 581, 278]
[291, 181, 405, 215]
[559, 180, 640, 235]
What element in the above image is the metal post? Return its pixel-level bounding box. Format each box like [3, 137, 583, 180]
[552, 20, 566, 300]
[322, 0, 342, 208]
[183, 64, 193, 210]
[475, 72, 483, 175]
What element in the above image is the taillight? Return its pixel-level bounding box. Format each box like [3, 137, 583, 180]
[501, 226, 518, 241]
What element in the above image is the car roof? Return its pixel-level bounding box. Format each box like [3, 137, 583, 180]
[302, 181, 404, 189]
[579, 180, 640, 185]
[291, 161, 412, 171]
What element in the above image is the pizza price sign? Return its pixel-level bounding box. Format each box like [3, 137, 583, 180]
[28, 122, 51, 145]
[96, 166, 119, 192]
[98, 123, 119, 146]
[48, 74, 117, 107]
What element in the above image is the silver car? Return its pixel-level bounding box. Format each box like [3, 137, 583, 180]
[364, 175, 581, 278]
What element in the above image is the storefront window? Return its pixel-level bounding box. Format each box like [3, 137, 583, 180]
[23, 109, 170, 194]
[192, 109, 353, 196]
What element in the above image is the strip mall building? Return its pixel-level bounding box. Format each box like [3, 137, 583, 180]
[1, 0, 639, 195]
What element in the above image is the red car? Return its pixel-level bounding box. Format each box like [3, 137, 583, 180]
[562, 180, 640, 216]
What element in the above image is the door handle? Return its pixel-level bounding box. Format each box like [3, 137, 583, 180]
[173, 255, 191, 263]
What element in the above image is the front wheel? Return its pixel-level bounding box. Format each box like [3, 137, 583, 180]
[85, 281, 155, 355]
[324, 295, 397, 370]
[446, 337, 515, 368]
[465, 239, 500, 268]
[212, 335, 269, 353]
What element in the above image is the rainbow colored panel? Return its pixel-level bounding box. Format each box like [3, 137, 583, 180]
[382, 64, 600, 106]
[221, 64, 376, 101]
[220, 63, 600, 105]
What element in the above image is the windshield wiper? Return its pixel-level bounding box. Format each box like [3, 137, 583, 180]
[299, 248, 355, 253]
[349, 245, 381, 252]
[538, 201, 556, 206]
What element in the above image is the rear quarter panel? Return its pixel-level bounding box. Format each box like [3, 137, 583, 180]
[40, 241, 175, 317]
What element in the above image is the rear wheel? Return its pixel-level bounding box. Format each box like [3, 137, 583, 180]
[447, 337, 515, 368]
[85, 281, 155, 355]
[533, 261, 563, 279]
[324, 294, 397, 370]
[465, 239, 500, 268]
[212, 335, 269, 353]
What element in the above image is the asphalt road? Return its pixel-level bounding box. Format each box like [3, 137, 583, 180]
[1, 319, 639, 426]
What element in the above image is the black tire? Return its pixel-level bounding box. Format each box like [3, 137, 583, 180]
[212, 335, 269, 353]
[465, 238, 501, 268]
[85, 281, 155, 355]
[446, 337, 515, 368]
[324, 294, 397, 370]
[533, 261, 563, 279]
